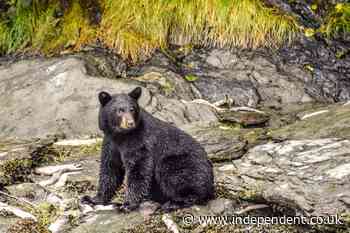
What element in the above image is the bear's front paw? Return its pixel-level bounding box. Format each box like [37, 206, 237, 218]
[80, 195, 106, 206]
[120, 202, 139, 213]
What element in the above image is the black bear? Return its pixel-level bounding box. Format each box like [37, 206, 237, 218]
[82, 87, 215, 212]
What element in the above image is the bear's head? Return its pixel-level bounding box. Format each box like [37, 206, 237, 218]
[98, 87, 142, 135]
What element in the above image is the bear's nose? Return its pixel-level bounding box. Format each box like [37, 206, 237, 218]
[127, 121, 135, 127]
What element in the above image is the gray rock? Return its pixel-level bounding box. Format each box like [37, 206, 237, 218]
[71, 211, 144, 233]
[128, 49, 315, 108]
[182, 49, 314, 108]
[216, 138, 350, 218]
[0, 216, 20, 233]
[270, 103, 350, 139]
[0, 57, 217, 139]
[181, 122, 246, 162]
[5, 183, 48, 203]
[0, 137, 57, 186]
[218, 110, 270, 127]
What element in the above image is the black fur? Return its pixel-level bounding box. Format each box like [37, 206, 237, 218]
[82, 87, 215, 212]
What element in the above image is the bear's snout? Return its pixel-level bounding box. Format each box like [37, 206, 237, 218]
[119, 113, 136, 129]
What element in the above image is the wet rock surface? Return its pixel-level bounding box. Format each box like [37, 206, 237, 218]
[278, 37, 350, 103]
[1, 43, 350, 232]
[270, 103, 350, 139]
[1, 106, 350, 232]
[129, 48, 314, 108]
[1, 39, 350, 139]
[215, 138, 350, 222]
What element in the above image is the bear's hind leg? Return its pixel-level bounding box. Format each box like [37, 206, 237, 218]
[158, 154, 214, 212]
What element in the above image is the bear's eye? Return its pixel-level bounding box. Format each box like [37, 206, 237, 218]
[130, 107, 135, 112]
[118, 108, 125, 113]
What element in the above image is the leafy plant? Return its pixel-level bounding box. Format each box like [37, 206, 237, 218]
[184, 74, 198, 82]
[321, 3, 350, 39]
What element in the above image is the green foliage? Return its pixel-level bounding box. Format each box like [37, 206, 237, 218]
[65, 180, 95, 194]
[321, 3, 350, 39]
[47, 1, 96, 52]
[36, 202, 58, 227]
[0, 21, 8, 53]
[0, 158, 33, 185]
[184, 74, 198, 82]
[0, 0, 298, 61]
[1, 0, 34, 53]
[0, 0, 60, 54]
[31, 4, 60, 52]
[101, 0, 298, 61]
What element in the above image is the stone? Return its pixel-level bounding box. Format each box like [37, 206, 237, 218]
[181, 49, 314, 108]
[181, 122, 247, 162]
[216, 138, 350, 218]
[270, 104, 350, 139]
[0, 57, 217, 139]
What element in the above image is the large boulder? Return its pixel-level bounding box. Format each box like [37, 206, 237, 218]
[270, 103, 350, 139]
[0, 57, 217, 139]
[216, 138, 350, 219]
[183, 49, 314, 107]
[129, 48, 315, 108]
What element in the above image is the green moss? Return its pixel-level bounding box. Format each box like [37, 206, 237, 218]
[238, 128, 271, 148]
[218, 122, 242, 131]
[238, 185, 264, 202]
[36, 202, 58, 227]
[269, 105, 350, 140]
[52, 140, 102, 163]
[79, 140, 102, 156]
[65, 180, 96, 194]
[0, 139, 59, 186]
[161, 80, 176, 95]
[339, 212, 350, 231]
[122, 215, 169, 233]
[215, 183, 237, 200]
[0, 158, 33, 185]
[6, 219, 50, 233]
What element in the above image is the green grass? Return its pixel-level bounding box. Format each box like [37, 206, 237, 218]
[46, 1, 96, 52]
[100, 0, 298, 61]
[0, 0, 58, 54]
[31, 3, 60, 53]
[321, 3, 350, 39]
[0, 0, 298, 61]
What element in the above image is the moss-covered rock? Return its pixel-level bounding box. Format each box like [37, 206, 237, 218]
[269, 104, 350, 140]
[6, 219, 50, 233]
[121, 215, 169, 233]
[0, 137, 58, 186]
[36, 201, 59, 227]
[64, 180, 96, 194]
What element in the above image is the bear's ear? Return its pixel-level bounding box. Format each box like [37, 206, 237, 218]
[128, 87, 142, 100]
[98, 91, 112, 106]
